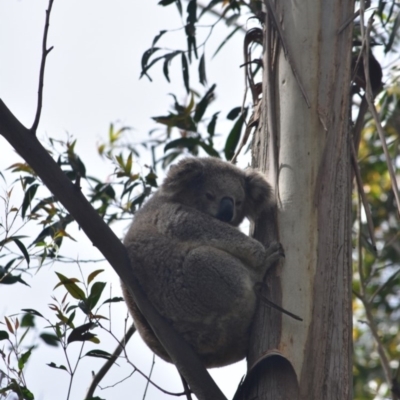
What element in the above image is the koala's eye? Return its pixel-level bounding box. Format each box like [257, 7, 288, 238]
[206, 192, 215, 201]
[236, 200, 243, 206]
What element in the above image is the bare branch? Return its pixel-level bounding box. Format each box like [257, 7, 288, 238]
[85, 324, 136, 399]
[357, 2, 396, 391]
[31, 0, 54, 133]
[360, 11, 400, 217]
[350, 140, 376, 251]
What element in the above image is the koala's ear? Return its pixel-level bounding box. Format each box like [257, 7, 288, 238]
[244, 169, 274, 220]
[162, 157, 204, 196]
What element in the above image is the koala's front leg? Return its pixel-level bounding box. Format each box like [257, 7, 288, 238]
[206, 223, 284, 272]
[164, 206, 283, 271]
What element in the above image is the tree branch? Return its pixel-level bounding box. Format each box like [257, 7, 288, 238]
[31, 0, 54, 133]
[85, 324, 136, 399]
[0, 99, 226, 400]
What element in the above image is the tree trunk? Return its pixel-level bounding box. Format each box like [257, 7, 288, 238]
[242, 1, 354, 399]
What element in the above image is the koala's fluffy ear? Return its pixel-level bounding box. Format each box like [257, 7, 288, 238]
[244, 169, 274, 221]
[162, 157, 204, 198]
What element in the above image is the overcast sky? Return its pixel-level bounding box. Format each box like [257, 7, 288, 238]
[0, 1, 254, 399]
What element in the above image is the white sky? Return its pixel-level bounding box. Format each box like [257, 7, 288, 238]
[0, 1, 255, 399]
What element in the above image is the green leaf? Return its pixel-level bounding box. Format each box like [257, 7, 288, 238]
[153, 113, 196, 131]
[21, 309, 44, 318]
[194, 84, 216, 122]
[47, 362, 68, 371]
[0, 330, 9, 341]
[30, 195, 57, 214]
[84, 349, 113, 360]
[67, 153, 86, 178]
[164, 137, 200, 153]
[227, 106, 242, 120]
[102, 296, 124, 305]
[21, 184, 39, 218]
[87, 281, 107, 311]
[160, 151, 182, 168]
[152, 30, 167, 48]
[67, 322, 97, 344]
[186, 28, 197, 63]
[18, 347, 33, 370]
[0, 269, 29, 286]
[40, 333, 60, 347]
[181, 52, 190, 93]
[207, 112, 219, 136]
[55, 272, 86, 300]
[0, 235, 27, 247]
[13, 238, 30, 266]
[176, 0, 182, 15]
[140, 47, 161, 80]
[198, 141, 220, 158]
[21, 314, 35, 328]
[87, 269, 105, 285]
[224, 110, 247, 161]
[158, 0, 176, 5]
[186, 0, 197, 25]
[199, 52, 207, 85]
[162, 51, 181, 82]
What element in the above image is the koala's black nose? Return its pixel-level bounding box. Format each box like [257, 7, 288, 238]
[217, 197, 234, 222]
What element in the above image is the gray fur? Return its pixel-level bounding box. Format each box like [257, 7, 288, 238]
[122, 157, 280, 368]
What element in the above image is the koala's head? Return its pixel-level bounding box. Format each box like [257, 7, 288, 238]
[161, 157, 273, 226]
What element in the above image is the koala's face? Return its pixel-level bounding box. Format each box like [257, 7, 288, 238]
[195, 172, 246, 226]
[162, 157, 272, 225]
[162, 157, 269, 227]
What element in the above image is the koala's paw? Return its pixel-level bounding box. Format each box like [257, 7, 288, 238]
[264, 241, 284, 270]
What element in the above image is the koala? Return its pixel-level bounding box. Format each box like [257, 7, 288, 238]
[121, 157, 282, 368]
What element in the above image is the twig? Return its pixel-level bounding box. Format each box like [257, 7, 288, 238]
[350, 140, 377, 251]
[360, 12, 400, 217]
[142, 354, 155, 400]
[338, 10, 361, 34]
[357, 2, 396, 392]
[30, 0, 54, 133]
[85, 324, 136, 399]
[369, 267, 400, 304]
[363, 301, 393, 386]
[180, 374, 194, 400]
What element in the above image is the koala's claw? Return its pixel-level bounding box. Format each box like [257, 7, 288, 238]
[264, 241, 284, 269]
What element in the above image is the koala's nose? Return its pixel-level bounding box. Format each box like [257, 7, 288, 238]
[217, 197, 234, 222]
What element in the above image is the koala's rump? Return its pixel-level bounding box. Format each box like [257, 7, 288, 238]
[123, 235, 257, 368]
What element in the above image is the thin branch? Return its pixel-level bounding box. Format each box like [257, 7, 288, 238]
[369, 267, 400, 304]
[360, 12, 400, 217]
[85, 324, 136, 399]
[142, 354, 155, 400]
[350, 140, 377, 251]
[30, 0, 54, 133]
[357, 2, 395, 392]
[361, 298, 392, 386]
[180, 374, 193, 400]
[338, 9, 361, 34]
